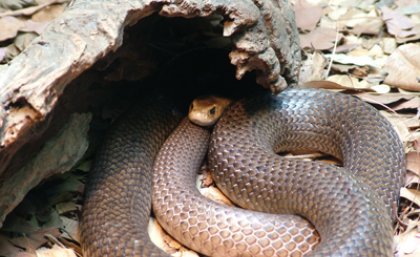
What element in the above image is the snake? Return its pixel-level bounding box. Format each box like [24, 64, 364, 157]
[81, 88, 405, 257]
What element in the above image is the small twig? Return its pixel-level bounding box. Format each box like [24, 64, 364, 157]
[357, 94, 398, 114]
[0, 0, 69, 18]
[325, 24, 340, 78]
[45, 234, 65, 248]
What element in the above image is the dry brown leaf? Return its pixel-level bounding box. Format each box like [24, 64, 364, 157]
[380, 5, 420, 42]
[395, 219, 420, 257]
[60, 217, 79, 242]
[330, 63, 358, 73]
[148, 217, 199, 257]
[407, 152, 420, 175]
[405, 170, 420, 186]
[0, 47, 5, 62]
[395, 0, 420, 9]
[371, 84, 391, 93]
[400, 188, 420, 207]
[300, 27, 342, 50]
[0, 234, 25, 257]
[393, 97, 420, 111]
[8, 228, 61, 253]
[35, 245, 76, 257]
[381, 37, 397, 54]
[197, 175, 234, 206]
[334, 43, 359, 53]
[338, 8, 383, 35]
[355, 92, 414, 105]
[321, 5, 349, 30]
[383, 43, 420, 91]
[414, 137, 420, 152]
[303, 79, 388, 93]
[396, 24, 420, 43]
[15, 253, 36, 257]
[325, 52, 385, 69]
[381, 6, 413, 35]
[0, 16, 25, 41]
[299, 51, 327, 83]
[303, 80, 351, 90]
[326, 74, 370, 89]
[294, 0, 323, 31]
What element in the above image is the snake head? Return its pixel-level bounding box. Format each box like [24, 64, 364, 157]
[188, 96, 231, 126]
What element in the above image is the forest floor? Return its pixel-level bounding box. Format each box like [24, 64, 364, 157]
[0, 0, 419, 256]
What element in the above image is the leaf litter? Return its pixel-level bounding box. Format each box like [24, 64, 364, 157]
[0, 0, 419, 256]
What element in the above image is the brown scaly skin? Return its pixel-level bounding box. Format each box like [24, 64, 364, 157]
[82, 88, 404, 257]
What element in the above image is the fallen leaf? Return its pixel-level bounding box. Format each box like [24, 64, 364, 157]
[330, 63, 359, 73]
[299, 51, 327, 83]
[371, 84, 391, 93]
[405, 170, 420, 186]
[16, 253, 36, 257]
[395, 219, 420, 256]
[396, 24, 420, 43]
[0, 234, 25, 257]
[393, 97, 420, 111]
[334, 43, 359, 53]
[294, 0, 324, 31]
[196, 174, 234, 206]
[395, 0, 420, 10]
[381, 6, 414, 35]
[414, 138, 420, 152]
[325, 52, 385, 68]
[303, 80, 354, 90]
[321, 5, 349, 30]
[400, 187, 420, 207]
[59, 217, 79, 242]
[355, 92, 414, 105]
[383, 43, 420, 91]
[326, 74, 370, 89]
[55, 202, 78, 215]
[381, 37, 397, 54]
[300, 27, 342, 50]
[148, 217, 198, 256]
[0, 47, 5, 62]
[338, 8, 383, 35]
[7, 227, 61, 254]
[380, 6, 420, 42]
[407, 152, 420, 175]
[35, 244, 76, 257]
[304, 79, 387, 92]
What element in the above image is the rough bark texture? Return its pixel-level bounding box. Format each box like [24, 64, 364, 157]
[0, 0, 300, 225]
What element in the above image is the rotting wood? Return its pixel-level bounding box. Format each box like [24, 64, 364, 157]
[0, 0, 300, 226]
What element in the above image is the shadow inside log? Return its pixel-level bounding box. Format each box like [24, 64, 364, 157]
[0, 14, 262, 256]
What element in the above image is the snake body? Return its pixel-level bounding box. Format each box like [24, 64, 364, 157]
[81, 88, 405, 257]
[81, 98, 182, 257]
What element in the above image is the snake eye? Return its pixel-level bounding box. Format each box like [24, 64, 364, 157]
[209, 106, 216, 116]
[189, 103, 194, 111]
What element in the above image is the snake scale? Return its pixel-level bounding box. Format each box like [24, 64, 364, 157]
[81, 88, 405, 257]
